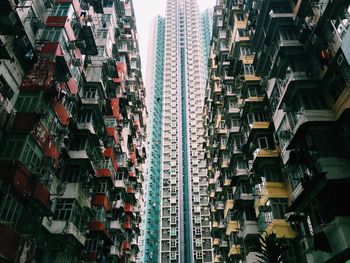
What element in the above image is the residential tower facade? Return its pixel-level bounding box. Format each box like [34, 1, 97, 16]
[0, 0, 146, 262]
[143, 0, 213, 262]
[142, 15, 165, 263]
[204, 0, 350, 262]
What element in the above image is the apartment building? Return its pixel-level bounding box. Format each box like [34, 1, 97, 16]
[0, 0, 146, 262]
[142, 0, 213, 262]
[141, 15, 165, 263]
[204, 0, 350, 262]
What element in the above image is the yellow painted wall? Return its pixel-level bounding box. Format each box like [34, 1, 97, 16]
[265, 219, 297, 239]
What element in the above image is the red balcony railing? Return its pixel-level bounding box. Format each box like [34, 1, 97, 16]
[106, 127, 119, 145]
[12, 114, 60, 167]
[92, 194, 111, 211]
[110, 98, 121, 121]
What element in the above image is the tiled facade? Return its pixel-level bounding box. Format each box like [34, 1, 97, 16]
[0, 0, 146, 262]
[204, 0, 350, 262]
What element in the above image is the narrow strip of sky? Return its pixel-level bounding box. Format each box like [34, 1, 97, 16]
[134, 0, 214, 78]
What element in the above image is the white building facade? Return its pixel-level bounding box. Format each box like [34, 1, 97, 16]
[158, 0, 213, 262]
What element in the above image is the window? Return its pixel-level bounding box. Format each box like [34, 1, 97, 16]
[86, 239, 98, 252]
[54, 199, 74, 221]
[194, 215, 201, 224]
[0, 192, 23, 229]
[0, 75, 14, 100]
[295, 89, 328, 110]
[238, 29, 248, 37]
[170, 227, 177, 236]
[83, 88, 98, 99]
[265, 198, 289, 224]
[244, 206, 256, 221]
[42, 27, 62, 42]
[247, 111, 269, 123]
[195, 228, 201, 235]
[52, 3, 70, 16]
[244, 64, 255, 75]
[259, 167, 282, 182]
[279, 27, 298, 41]
[195, 239, 201, 247]
[78, 111, 93, 123]
[97, 180, 108, 193]
[258, 137, 269, 149]
[96, 46, 105, 57]
[236, 13, 244, 21]
[70, 137, 88, 151]
[195, 251, 203, 259]
[62, 166, 88, 182]
[103, 0, 113, 8]
[15, 93, 41, 112]
[240, 46, 252, 56]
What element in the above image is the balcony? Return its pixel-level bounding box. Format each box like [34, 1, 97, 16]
[215, 201, 224, 210]
[214, 254, 221, 262]
[287, 110, 335, 149]
[228, 244, 241, 257]
[92, 194, 111, 211]
[227, 106, 240, 115]
[245, 95, 264, 104]
[255, 182, 289, 214]
[61, 183, 91, 209]
[213, 238, 220, 246]
[109, 220, 122, 230]
[212, 220, 219, 229]
[239, 220, 259, 239]
[43, 218, 85, 245]
[220, 239, 229, 248]
[247, 121, 273, 142]
[223, 176, 231, 186]
[110, 245, 120, 256]
[77, 121, 97, 135]
[77, 25, 98, 56]
[265, 219, 296, 239]
[114, 179, 126, 189]
[306, 217, 350, 263]
[224, 200, 234, 218]
[252, 147, 280, 165]
[226, 220, 239, 235]
[0, 10, 23, 35]
[81, 93, 100, 106]
[97, 159, 115, 177]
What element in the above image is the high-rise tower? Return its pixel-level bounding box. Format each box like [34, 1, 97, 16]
[144, 0, 213, 262]
[142, 15, 165, 262]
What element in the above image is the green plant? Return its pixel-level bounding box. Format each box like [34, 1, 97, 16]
[256, 232, 287, 263]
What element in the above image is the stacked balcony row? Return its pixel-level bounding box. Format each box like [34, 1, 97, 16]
[0, 0, 146, 262]
[204, 0, 350, 262]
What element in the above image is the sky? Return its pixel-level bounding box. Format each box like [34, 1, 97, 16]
[133, 0, 215, 79]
